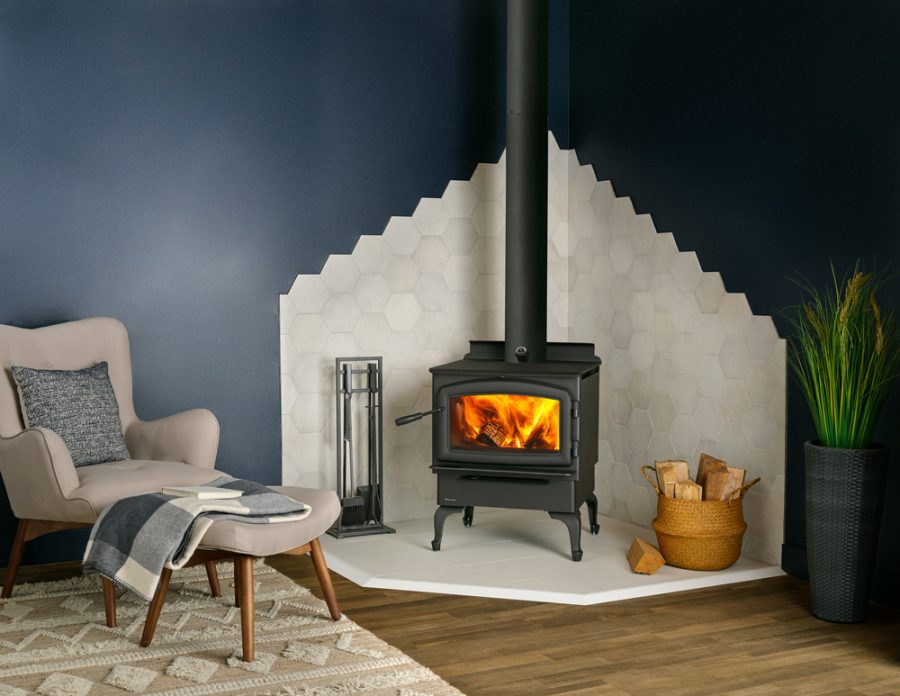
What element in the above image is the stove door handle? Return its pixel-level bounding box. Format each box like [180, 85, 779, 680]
[394, 407, 445, 427]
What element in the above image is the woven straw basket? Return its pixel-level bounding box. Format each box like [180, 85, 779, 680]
[641, 465, 760, 571]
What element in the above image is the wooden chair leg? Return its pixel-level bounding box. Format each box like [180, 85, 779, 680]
[233, 558, 242, 608]
[140, 568, 173, 647]
[309, 538, 341, 620]
[205, 561, 221, 597]
[237, 555, 254, 662]
[102, 577, 117, 628]
[2, 520, 29, 599]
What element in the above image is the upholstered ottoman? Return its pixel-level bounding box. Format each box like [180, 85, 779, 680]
[102, 486, 342, 662]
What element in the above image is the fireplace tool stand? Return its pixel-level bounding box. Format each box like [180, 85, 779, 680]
[328, 357, 395, 539]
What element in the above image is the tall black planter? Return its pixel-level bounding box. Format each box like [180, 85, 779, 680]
[805, 441, 890, 623]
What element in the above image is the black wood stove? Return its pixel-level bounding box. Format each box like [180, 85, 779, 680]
[396, 0, 601, 561]
[428, 341, 600, 561]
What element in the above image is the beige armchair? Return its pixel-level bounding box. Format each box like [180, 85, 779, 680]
[0, 317, 222, 596]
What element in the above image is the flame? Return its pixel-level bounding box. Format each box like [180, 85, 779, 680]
[451, 394, 560, 451]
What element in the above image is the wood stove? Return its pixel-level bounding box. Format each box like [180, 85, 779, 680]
[397, 0, 602, 560]
[429, 341, 600, 561]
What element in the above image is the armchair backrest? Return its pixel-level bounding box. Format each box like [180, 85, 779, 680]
[0, 318, 137, 437]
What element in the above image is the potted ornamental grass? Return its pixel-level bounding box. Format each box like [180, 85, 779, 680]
[788, 263, 899, 622]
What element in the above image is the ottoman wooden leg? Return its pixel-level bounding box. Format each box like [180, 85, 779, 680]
[205, 561, 221, 597]
[237, 555, 255, 662]
[102, 576, 117, 628]
[310, 538, 341, 620]
[141, 568, 173, 647]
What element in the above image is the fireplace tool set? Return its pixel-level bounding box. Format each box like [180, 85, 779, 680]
[328, 357, 394, 538]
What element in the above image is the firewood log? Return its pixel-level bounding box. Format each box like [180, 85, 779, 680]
[627, 537, 666, 574]
[674, 480, 703, 501]
[697, 453, 728, 487]
[703, 470, 733, 501]
[727, 466, 746, 499]
[656, 460, 689, 498]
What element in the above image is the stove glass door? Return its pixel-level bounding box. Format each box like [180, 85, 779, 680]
[449, 394, 560, 451]
[435, 379, 575, 468]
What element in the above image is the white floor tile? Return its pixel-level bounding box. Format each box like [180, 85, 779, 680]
[322, 509, 783, 606]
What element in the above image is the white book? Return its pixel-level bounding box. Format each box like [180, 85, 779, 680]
[162, 486, 243, 500]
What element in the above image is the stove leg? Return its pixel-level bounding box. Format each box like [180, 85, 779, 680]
[463, 506, 474, 528]
[549, 511, 583, 562]
[431, 505, 464, 551]
[586, 493, 600, 535]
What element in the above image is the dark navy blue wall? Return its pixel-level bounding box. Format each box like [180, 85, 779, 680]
[0, 0, 571, 564]
[570, 0, 900, 603]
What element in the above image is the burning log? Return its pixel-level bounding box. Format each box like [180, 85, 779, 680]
[477, 421, 507, 448]
[524, 427, 550, 449]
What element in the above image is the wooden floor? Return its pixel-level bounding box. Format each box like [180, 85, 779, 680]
[14, 559, 900, 696]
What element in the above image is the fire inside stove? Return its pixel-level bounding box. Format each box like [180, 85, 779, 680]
[449, 394, 560, 451]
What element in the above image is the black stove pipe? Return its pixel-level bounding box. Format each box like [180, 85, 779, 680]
[504, 0, 549, 364]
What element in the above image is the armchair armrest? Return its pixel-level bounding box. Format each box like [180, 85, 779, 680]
[125, 408, 220, 469]
[0, 428, 92, 521]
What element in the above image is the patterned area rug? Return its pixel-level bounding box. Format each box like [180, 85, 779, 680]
[0, 562, 463, 696]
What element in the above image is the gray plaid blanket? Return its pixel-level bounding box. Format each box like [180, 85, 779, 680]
[83, 475, 309, 601]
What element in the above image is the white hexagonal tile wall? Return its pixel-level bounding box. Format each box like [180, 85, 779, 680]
[470, 162, 504, 201]
[444, 218, 479, 255]
[353, 313, 393, 353]
[288, 275, 329, 314]
[413, 237, 451, 275]
[648, 392, 676, 432]
[383, 216, 420, 255]
[352, 235, 391, 274]
[320, 254, 359, 294]
[442, 255, 479, 293]
[471, 200, 503, 237]
[384, 294, 422, 331]
[384, 255, 421, 293]
[413, 198, 450, 237]
[695, 272, 726, 313]
[289, 314, 330, 354]
[321, 294, 361, 333]
[415, 273, 451, 312]
[442, 180, 478, 218]
[279, 132, 785, 567]
[354, 274, 392, 312]
[719, 334, 751, 379]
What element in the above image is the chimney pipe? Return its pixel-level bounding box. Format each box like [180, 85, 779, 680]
[504, 0, 549, 364]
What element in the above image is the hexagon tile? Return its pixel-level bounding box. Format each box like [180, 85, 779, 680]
[280, 132, 786, 565]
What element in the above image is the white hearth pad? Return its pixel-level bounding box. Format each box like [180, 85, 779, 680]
[321, 509, 783, 606]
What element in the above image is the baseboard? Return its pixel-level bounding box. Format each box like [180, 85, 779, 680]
[782, 543, 900, 609]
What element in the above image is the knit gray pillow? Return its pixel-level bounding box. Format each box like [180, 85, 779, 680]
[11, 362, 131, 467]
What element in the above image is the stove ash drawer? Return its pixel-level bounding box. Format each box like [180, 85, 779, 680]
[438, 474, 577, 512]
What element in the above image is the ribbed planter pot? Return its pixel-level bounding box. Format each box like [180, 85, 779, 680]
[804, 441, 890, 623]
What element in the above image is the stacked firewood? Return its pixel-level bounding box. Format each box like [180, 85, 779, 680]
[655, 453, 746, 502]
[626, 453, 747, 575]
